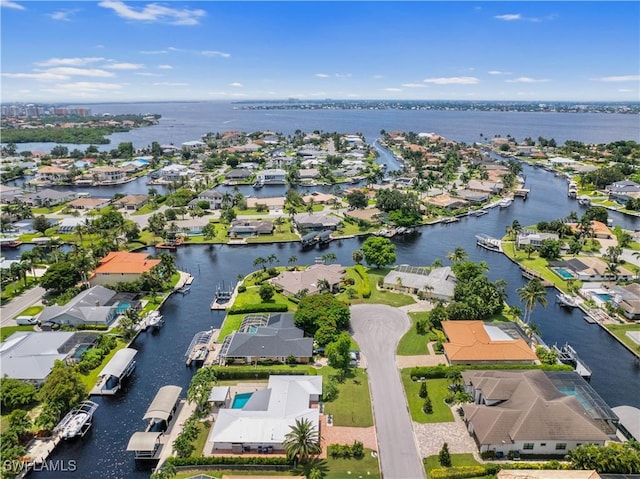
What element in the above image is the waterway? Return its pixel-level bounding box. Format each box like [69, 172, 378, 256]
[25, 160, 640, 478]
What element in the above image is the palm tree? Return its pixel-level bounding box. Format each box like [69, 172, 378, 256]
[253, 256, 267, 271]
[283, 418, 321, 465]
[446, 246, 467, 263]
[266, 253, 279, 267]
[288, 255, 298, 266]
[352, 250, 363, 265]
[517, 278, 548, 325]
[322, 252, 337, 264]
[316, 278, 331, 293]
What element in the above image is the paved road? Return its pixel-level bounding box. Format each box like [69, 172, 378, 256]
[351, 304, 426, 479]
[0, 286, 45, 326]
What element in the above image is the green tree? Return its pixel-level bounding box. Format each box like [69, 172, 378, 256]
[0, 378, 38, 410]
[39, 360, 86, 413]
[259, 283, 275, 302]
[39, 261, 81, 292]
[187, 366, 217, 416]
[294, 293, 350, 335]
[346, 190, 368, 209]
[446, 246, 467, 263]
[148, 212, 167, 237]
[422, 396, 433, 414]
[419, 381, 428, 399]
[283, 418, 321, 464]
[202, 222, 217, 240]
[361, 236, 396, 268]
[326, 332, 352, 377]
[517, 278, 548, 325]
[439, 442, 452, 467]
[33, 215, 50, 235]
[8, 409, 32, 434]
[352, 250, 363, 265]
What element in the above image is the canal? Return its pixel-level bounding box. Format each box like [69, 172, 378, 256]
[28, 163, 640, 478]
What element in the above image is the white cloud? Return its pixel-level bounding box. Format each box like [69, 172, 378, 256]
[334, 73, 351, 79]
[135, 72, 162, 77]
[231, 93, 247, 97]
[104, 62, 144, 70]
[2, 72, 68, 81]
[593, 75, 640, 82]
[229, 82, 243, 87]
[47, 81, 124, 92]
[505, 77, 550, 83]
[0, 0, 25, 10]
[49, 9, 79, 21]
[35, 57, 105, 67]
[153, 82, 188, 86]
[201, 50, 231, 58]
[495, 13, 522, 21]
[46, 67, 116, 78]
[488, 70, 512, 75]
[315, 73, 351, 79]
[157, 64, 173, 70]
[140, 50, 169, 55]
[315, 73, 330, 78]
[98, 1, 206, 26]
[423, 76, 479, 85]
[401, 83, 426, 88]
[383, 87, 403, 92]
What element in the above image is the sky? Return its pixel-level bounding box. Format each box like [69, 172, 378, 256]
[1, 1, 639, 103]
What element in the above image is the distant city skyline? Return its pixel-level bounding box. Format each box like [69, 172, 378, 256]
[1, 1, 639, 103]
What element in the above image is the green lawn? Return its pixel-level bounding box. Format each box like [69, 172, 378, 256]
[80, 339, 128, 392]
[401, 370, 454, 423]
[605, 323, 640, 355]
[367, 272, 416, 307]
[18, 305, 44, 317]
[1, 325, 35, 342]
[191, 421, 211, 457]
[218, 313, 244, 342]
[319, 367, 374, 427]
[397, 312, 430, 355]
[424, 453, 492, 479]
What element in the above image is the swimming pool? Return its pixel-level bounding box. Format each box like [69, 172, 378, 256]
[552, 267, 575, 280]
[595, 293, 613, 302]
[232, 392, 253, 409]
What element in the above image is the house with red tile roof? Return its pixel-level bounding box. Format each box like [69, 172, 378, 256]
[90, 251, 161, 286]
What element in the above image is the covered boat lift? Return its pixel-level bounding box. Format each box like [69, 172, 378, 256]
[126, 431, 162, 459]
[92, 348, 137, 395]
[300, 231, 318, 247]
[143, 385, 182, 431]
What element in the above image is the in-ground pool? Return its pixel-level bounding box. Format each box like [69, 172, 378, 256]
[595, 293, 613, 302]
[552, 267, 575, 279]
[116, 302, 132, 314]
[232, 392, 253, 409]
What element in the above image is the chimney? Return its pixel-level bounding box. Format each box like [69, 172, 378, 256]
[95, 301, 100, 307]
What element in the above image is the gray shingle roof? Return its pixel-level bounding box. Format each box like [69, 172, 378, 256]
[39, 285, 117, 325]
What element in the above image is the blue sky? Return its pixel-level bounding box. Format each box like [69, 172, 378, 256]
[1, 1, 639, 102]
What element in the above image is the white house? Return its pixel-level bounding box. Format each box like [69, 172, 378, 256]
[159, 164, 192, 182]
[256, 169, 286, 185]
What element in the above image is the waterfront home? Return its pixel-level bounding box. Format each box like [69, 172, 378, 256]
[224, 142, 261, 154]
[217, 314, 314, 366]
[113, 194, 148, 211]
[67, 197, 111, 211]
[38, 285, 132, 327]
[89, 166, 126, 184]
[190, 188, 224, 210]
[498, 471, 601, 479]
[455, 189, 490, 204]
[228, 219, 274, 237]
[423, 194, 469, 211]
[596, 283, 640, 320]
[270, 263, 346, 296]
[298, 168, 321, 181]
[90, 251, 161, 286]
[225, 168, 252, 181]
[207, 375, 322, 454]
[442, 321, 537, 365]
[551, 257, 634, 282]
[160, 144, 181, 156]
[181, 140, 207, 152]
[34, 165, 71, 184]
[256, 168, 286, 185]
[18, 188, 76, 207]
[461, 370, 612, 456]
[293, 212, 342, 230]
[246, 196, 285, 211]
[606, 180, 640, 203]
[566, 220, 613, 239]
[344, 207, 383, 225]
[0, 331, 96, 384]
[57, 217, 92, 233]
[383, 265, 457, 301]
[158, 164, 192, 182]
[467, 179, 504, 194]
[302, 192, 338, 205]
[516, 231, 560, 248]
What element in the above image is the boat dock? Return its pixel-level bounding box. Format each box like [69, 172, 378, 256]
[210, 282, 238, 309]
[90, 348, 137, 395]
[514, 188, 530, 198]
[184, 329, 219, 366]
[553, 343, 592, 380]
[521, 268, 554, 287]
[54, 400, 99, 440]
[475, 234, 502, 252]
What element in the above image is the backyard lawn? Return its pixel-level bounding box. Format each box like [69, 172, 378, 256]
[1, 325, 35, 342]
[401, 370, 454, 423]
[397, 312, 430, 355]
[424, 453, 493, 479]
[605, 323, 640, 355]
[319, 367, 374, 427]
[80, 339, 128, 392]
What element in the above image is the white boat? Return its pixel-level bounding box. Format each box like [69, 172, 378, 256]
[556, 293, 578, 308]
[146, 311, 164, 329]
[476, 234, 501, 252]
[498, 198, 513, 208]
[470, 209, 488, 217]
[56, 401, 99, 439]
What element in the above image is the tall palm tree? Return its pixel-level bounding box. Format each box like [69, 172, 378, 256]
[446, 246, 467, 263]
[517, 278, 548, 325]
[283, 418, 321, 465]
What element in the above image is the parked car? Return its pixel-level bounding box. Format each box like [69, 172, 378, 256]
[15, 316, 38, 325]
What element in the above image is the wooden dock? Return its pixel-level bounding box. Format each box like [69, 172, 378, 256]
[521, 268, 554, 287]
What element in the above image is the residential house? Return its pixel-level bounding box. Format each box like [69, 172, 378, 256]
[498, 471, 602, 479]
[228, 220, 274, 237]
[551, 257, 633, 282]
[567, 220, 613, 239]
[302, 192, 338, 205]
[256, 168, 286, 185]
[293, 212, 342, 230]
[455, 189, 490, 204]
[461, 370, 612, 456]
[298, 168, 321, 181]
[34, 165, 71, 184]
[270, 263, 346, 296]
[90, 166, 125, 184]
[0, 331, 96, 384]
[67, 197, 111, 211]
[423, 194, 469, 211]
[190, 189, 224, 210]
[344, 207, 383, 225]
[383, 266, 457, 301]
[246, 196, 285, 211]
[218, 313, 314, 366]
[159, 164, 192, 182]
[605, 283, 640, 320]
[173, 218, 210, 236]
[90, 251, 161, 286]
[207, 375, 322, 453]
[467, 179, 504, 194]
[19, 188, 76, 207]
[181, 140, 207, 152]
[225, 169, 253, 181]
[113, 194, 148, 211]
[606, 180, 640, 203]
[57, 217, 92, 233]
[516, 231, 560, 248]
[38, 285, 129, 327]
[442, 321, 537, 365]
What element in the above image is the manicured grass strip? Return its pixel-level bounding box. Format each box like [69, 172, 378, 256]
[191, 421, 211, 457]
[18, 305, 44, 317]
[322, 448, 380, 479]
[218, 313, 243, 342]
[80, 339, 127, 392]
[401, 370, 453, 423]
[0, 325, 35, 342]
[397, 312, 430, 355]
[319, 367, 374, 427]
[605, 323, 640, 355]
[424, 453, 493, 479]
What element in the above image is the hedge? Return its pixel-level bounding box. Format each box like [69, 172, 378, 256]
[167, 456, 293, 466]
[354, 265, 371, 298]
[409, 363, 573, 380]
[200, 365, 316, 380]
[227, 303, 288, 314]
[430, 466, 488, 479]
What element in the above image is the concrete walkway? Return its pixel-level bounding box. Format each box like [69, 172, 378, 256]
[351, 304, 426, 479]
[154, 399, 197, 471]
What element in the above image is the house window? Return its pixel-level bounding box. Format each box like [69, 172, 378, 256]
[555, 443, 567, 450]
[523, 443, 534, 450]
[540, 443, 546, 447]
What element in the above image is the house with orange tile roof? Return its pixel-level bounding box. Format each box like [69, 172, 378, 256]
[90, 251, 161, 286]
[566, 220, 613, 239]
[35, 165, 71, 184]
[442, 320, 537, 365]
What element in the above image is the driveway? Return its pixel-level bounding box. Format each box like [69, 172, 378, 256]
[351, 304, 426, 479]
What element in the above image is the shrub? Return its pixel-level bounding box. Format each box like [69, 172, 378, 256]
[227, 304, 288, 314]
[419, 381, 428, 398]
[200, 366, 315, 380]
[353, 265, 371, 298]
[237, 285, 247, 293]
[423, 397, 433, 414]
[167, 456, 293, 466]
[430, 466, 489, 479]
[439, 443, 452, 467]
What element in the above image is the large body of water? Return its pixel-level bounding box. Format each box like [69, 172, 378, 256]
[14, 107, 639, 478]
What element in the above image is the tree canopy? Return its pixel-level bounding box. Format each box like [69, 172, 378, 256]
[293, 293, 350, 336]
[361, 236, 396, 268]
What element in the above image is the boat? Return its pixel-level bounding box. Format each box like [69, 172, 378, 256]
[498, 198, 513, 208]
[0, 238, 22, 248]
[583, 315, 597, 324]
[475, 234, 501, 252]
[146, 311, 164, 330]
[556, 293, 578, 308]
[252, 179, 264, 188]
[470, 209, 488, 217]
[443, 217, 460, 224]
[177, 285, 191, 295]
[553, 343, 592, 380]
[578, 196, 591, 206]
[56, 400, 99, 439]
